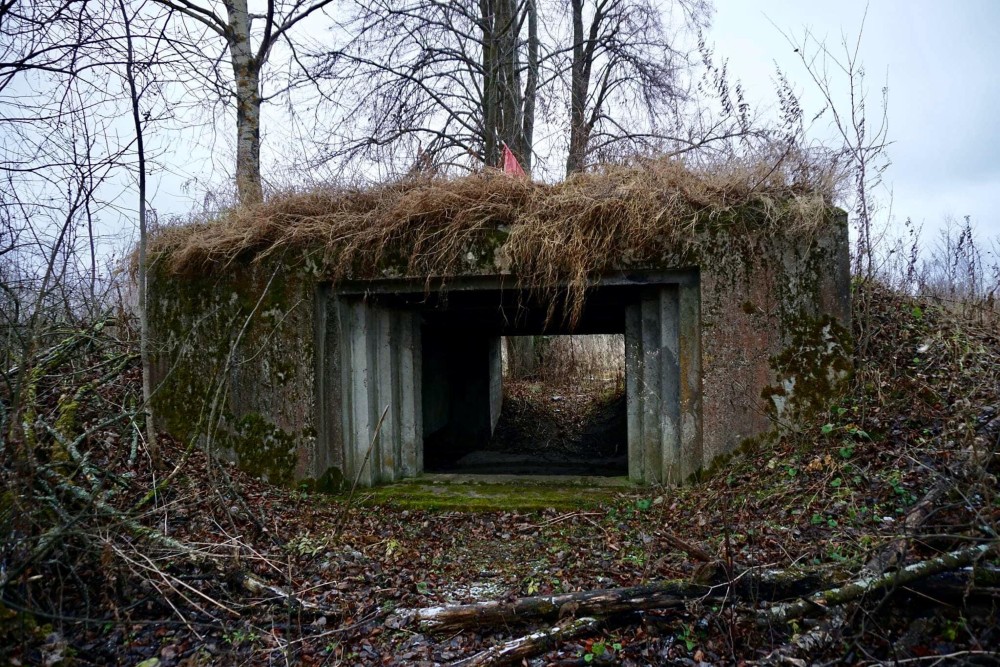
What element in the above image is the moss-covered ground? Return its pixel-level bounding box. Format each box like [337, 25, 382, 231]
[357, 476, 633, 511]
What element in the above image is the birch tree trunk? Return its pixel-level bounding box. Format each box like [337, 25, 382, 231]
[224, 0, 263, 204]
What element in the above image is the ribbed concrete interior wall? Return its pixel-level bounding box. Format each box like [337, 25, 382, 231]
[625, 282, 702, 485]
[336, 298, 422, 486]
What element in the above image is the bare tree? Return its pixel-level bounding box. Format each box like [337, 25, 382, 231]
[119, 0, 160, 463]
[309, 0, 710, 178]
[779, 18, 890, 281]
[0, 0, 105, 94]
[563, 0, 710, 175]
[153, 0, 337, 203]
[482, 0, 539, 170]
[0, 0, 175, 456]
[1, 0, 123, 444]
[310, 0, 540, 175]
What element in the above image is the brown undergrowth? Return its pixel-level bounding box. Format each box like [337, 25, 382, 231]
[150, 155, 837, 324]
[2, 282, 997, 665]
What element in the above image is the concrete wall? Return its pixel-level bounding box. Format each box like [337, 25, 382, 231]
[488, 336, 504, 434]
[625, 281, 702, 484]
[327, 296, 422, 486]
[148, 263, 321, 485]
[697, 215, 852, 465]
[149, 210, 851, 488]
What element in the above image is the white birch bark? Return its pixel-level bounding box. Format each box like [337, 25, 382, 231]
[223, 0, 262, 204]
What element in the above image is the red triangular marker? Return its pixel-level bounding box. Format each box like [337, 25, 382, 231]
[501, 142, 526, 177]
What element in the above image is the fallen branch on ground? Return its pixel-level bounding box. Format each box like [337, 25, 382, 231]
[387, 564, 849, 634]
[448, 617, 600, 667]
[760, 542, 997, 626]
[39, 465, 340, 618]
[387, 580, 718, 633]
[389, 546, 997, 639]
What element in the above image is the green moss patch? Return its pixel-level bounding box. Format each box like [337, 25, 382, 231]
[358, 477, 634, 511]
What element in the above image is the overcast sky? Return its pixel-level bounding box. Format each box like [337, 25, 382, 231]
[143, 0, 999, 252]
[710, 0, 1000, 243]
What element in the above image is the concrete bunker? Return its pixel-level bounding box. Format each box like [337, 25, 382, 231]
[322, 271, 702, 485]
[146, 165, 853, 489]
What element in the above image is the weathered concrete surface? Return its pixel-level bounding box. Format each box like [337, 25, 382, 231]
[147, 263, 320, 485]
[698, 212, 852, 465]
[488, 336, 503, 434]
[330, 296, 422, 486]
[625, 281, 703, 485]
[149, 210, 851, 488]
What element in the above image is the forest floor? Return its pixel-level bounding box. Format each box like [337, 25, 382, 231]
[3, 284, 999, 666]
[428, 375, 628, 477]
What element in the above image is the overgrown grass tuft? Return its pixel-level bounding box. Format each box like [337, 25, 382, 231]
[150, 153, 840, 324]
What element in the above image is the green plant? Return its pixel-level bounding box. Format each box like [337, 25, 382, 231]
[676, 624, 697, 651]
[284, 532, 328, 557]
[582, 639, 622, 663]
[622, 549, 646, 567]
[224, 628, 259, 646]
[941, 617, 966, 642]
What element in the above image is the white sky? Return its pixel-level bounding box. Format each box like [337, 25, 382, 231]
[710, 0, 1000, 242]
[139, 0, 1000, 253]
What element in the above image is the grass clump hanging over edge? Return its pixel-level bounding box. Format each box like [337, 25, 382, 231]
[149, 154, 841, 321]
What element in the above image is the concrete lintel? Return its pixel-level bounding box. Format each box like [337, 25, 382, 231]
[333, 269, 699, 296]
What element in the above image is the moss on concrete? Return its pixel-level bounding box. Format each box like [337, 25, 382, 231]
[148, 200, 850, 488]
[360, 478, 632, 511]
[148, 256, 317, 486]
[218, 413, 297, 484]
[762, 314, 854, 422]
[300, 466, 346, 493]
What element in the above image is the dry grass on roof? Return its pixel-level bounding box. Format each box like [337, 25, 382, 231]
[150, 154, 841, 320]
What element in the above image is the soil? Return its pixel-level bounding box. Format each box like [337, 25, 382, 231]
[453, 377, 628, 476]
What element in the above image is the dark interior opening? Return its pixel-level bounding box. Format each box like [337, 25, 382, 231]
[332, 269, 698, 484]
[379, 283, 636, 476]
[423, 333, 627, 476]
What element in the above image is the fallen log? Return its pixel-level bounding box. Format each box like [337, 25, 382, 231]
[387, 565, 852, 633]
[387, 580, 718, 633]
[389, 550, 998, 638]
[448, 617, 600, 667]
[759, 542, 997, 627]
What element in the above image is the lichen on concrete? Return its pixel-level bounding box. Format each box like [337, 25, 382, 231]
[148, 255, 319, 484]
[147, 180, 851, 488]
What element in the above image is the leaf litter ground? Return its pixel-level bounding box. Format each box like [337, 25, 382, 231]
[3, 284, 999, 666]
